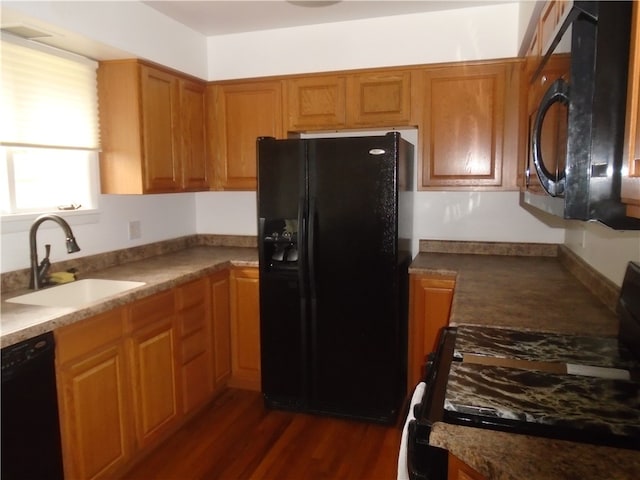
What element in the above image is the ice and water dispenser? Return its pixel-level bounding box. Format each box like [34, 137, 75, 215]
[261, 219, 299, 271]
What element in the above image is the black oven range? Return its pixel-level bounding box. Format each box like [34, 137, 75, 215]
[402, 262, 640, 480]
[404, 327, 640, 479]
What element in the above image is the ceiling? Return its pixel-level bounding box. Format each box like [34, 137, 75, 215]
[143, 0, 515, 36]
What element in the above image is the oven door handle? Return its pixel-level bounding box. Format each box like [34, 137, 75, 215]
[532, 77, 570, 196]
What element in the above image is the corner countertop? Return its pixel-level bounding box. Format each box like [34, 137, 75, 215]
[409, 251, 640, 479]
[1, 246, 258, 348]
[409, 252, 619, 336]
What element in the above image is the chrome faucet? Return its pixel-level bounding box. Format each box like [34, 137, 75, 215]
[29, 214, 81, 290]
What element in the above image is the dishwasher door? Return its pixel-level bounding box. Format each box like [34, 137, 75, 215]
[1, 332, 64, 480]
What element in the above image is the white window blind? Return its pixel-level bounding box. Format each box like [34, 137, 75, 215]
[0, 37, 100, 150]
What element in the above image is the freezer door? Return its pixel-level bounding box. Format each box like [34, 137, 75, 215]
[307, 133, 404, 422]
[257, 138, 308, 406]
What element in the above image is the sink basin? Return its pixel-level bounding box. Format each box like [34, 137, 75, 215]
[7, 279, 146, 308]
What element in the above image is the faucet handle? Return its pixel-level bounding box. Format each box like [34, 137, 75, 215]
[43, 244, 51, 261]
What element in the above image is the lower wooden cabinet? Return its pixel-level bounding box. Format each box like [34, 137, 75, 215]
[55, 308, 133, 480]
[211, 269, 232, 388]
[54, 268, 243, 479]
[229, 267, 261, 390]
[448, 453, 488, 480]
[128, 290, 180, 450]
[408, 273, 456, 389]
[176, 277, 214, 414]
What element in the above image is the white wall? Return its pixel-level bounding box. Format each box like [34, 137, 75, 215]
[1, 1, 208, 78]
[565, 222, 640, 285]
[1, 193, 196, 272]
[207, 3, 521, 80]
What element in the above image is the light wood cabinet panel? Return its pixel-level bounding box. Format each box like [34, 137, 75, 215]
[208, 80, 283, 190]
[128, 291, 180, 449]
[176, 277, 213, 415]
[346, 71, 412, 127]
[140, 65, 181, 192]
[448, 453, 488, 480]
[211, 269, 232, 388]
[408, 274, 456, 389]
[180, 79, 209, 191]
[54, 271, 236, 478]
[55, 308, 133, 480]
[285, 74, 347, 130]
[623, 2, 640, 219]
[98, 60, 208, 194]
[419, 60, 522, 190]
[229, 267, 261, 390]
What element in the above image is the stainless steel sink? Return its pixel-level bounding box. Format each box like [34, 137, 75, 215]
[6, 279, 145, 308]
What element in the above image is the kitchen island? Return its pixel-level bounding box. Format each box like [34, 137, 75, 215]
[409, 241, 639, 480]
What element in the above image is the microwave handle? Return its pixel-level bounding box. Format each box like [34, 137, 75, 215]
[532, 78, 570, 196]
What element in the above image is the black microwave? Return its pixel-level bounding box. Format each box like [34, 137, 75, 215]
[523, 1, 640, 230]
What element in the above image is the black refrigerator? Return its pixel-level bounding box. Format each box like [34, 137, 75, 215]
[257, 131, 414, 424]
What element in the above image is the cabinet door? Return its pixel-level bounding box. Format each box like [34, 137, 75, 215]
[56, 308, 132, 480]
[180, 79, 209, 191]
[229, 267, 261, 390]
[285, 75, 347, 130]
[623, 2, 640, 219]
[346, 71, 412, 127]
[420, 62, 519, 189]
[408, 274, 455, 388]
[98, 60, 145, 194]
[211, 269, 232, 389]
[128, 291, 180, 449]
[140, 65, 181, 193]
[176, 277, 213, 415]
[209, 80, 283, 190]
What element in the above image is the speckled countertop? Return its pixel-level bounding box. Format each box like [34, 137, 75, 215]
[1, 245, 258, 348]
[409, 241, 639, 480]
[409, 251, 619, 337]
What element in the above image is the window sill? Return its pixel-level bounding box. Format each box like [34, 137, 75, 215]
[1, 209, 100, 234]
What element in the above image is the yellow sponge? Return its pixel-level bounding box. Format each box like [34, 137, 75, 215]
[48, 271, 76, 284]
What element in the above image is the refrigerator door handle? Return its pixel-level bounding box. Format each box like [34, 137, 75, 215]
[307, 194, 317, 300]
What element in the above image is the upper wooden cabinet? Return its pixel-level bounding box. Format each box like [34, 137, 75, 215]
[98, 60, 209, 194]
[285, 74, 347, 130]
[208, 79, 284, 190]
[346, 70, 413, 127]
[623, 2, 640, 219]
[418, 60, 523, 190]
[285, 69, 414, 131]
[180, 79, 209, 191]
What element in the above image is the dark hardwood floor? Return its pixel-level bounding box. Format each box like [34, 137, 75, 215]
[123, 389, 403, 480]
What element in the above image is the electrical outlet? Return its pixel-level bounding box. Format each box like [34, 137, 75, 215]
[128, 220, 141, 240]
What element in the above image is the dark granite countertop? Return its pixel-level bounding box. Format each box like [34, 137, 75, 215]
[409, 247, 639, 479]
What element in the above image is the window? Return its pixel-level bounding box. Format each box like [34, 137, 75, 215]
[0, 34, 100, 215]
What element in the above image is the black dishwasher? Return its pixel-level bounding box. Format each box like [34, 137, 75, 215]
[1, 331, 64, 480]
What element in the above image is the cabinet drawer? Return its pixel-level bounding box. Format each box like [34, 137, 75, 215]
[56, 308, 126, 364]
[181, 331, 207, 363]
[176, 277, 208, 310]
[178, 303, 207, 337]
[129, 290, 175, 331]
